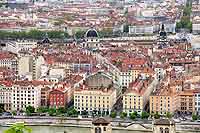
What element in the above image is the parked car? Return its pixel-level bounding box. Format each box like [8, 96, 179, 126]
[2, 112, 12, 116]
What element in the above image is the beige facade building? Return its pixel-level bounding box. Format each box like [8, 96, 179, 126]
[150, 77, 197, 115]
[18, 55, 45, 80]
[18, 56, 33, 77]
[123, 77, 158, 115]
[74, 72, 118, 115]
[174, 90, 195, 114]
[150, 86, 174, 115]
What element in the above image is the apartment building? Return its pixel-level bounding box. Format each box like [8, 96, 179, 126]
[129, 21, 159, 35]
[174, 90, 195, 114]
[194, 91, 200, 114]
[0, 81, 12, 111]
[18, 55, 45, 80]
[150, 86, 174, 115]
[11, 80, 51, 111]
[74, 71, 117, 115]
[49, 83, 73, 108]
[6, 40, 37, 54]
[119, 70, 133, 88]
[41, 87, 51, 107]
[192, 16, 200, 34]
[0, 52, 18, 74]
[123, 77, 158, 115]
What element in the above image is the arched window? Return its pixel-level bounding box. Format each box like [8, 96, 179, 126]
[95, 127, 101, 133]
[165, 128, 169, 133]
[160, 127, 164, 133]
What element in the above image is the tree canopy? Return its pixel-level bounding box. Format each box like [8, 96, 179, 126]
[0, 30, 69, 40]
[176, 0, 192, 32]
[4, 123, 32, 133]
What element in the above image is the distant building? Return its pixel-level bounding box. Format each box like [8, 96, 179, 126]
[6, 40, 37, 54]
[129, 21, 159, 35]
[192, 16, 200, 34]
[82, 29, 101, 48]
[162, 21, 176, 33]
[0, 52, 18, 74]
[18, 55, 45, 80]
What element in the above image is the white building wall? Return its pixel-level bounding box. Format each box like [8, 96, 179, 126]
[195, 93, 200, 114]
[11, 85, 41, 111]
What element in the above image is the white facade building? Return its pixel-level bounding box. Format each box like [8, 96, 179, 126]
[6, 40, 37, 54]
[18, 56, 33, 77]
[0, 83, 12, 111]
[119, 71, 133, 88]
[194, 92, 200, 114]
[129, 25, 154, 35]
[11, 81, 51, 111]
[193, 16, 200, 34]
[0, 53, 18, 74]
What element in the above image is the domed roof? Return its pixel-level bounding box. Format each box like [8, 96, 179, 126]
[85, 29, 98, 38]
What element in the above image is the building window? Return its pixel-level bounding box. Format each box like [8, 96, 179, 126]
[95, 127, 101, 133]
[103, 127, 106, 131]
[160, 127, 164, 133]
[165, 128, 169, 133]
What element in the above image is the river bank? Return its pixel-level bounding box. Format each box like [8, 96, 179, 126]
[0, 117, 200, 133]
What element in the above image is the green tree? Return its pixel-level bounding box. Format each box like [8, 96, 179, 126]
[57, 107, 67, 114]
[48, 108, 56, 116]
[166, 112, 172, 118]
[75, 30, 86, 39]
[0, 104, 4, 113]
[27, 30, 45, 40]
[120, 112, 127, 119]
[68, 108, 78, 117]
[25, 106, 35, 116]
[47, 31, 67, 39]
[12, 111, 17, 116]
[110, 112, 117, 118]
[4, 123, 32, 133]
[176, 0, 192, 32]
[130, 113, 136, 120]
[123, 24, 129, 33]
[37, 107, 49, 113]
[98, 29, 113, 38]
[133, 111, 138, 117]
[141, 111, 149, 119]
[154, 112, 160, 119]
[192, 114, 198, 121]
